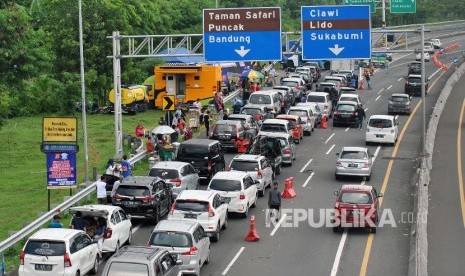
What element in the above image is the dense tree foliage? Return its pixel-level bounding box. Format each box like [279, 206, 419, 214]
[0, 0, 464, 125]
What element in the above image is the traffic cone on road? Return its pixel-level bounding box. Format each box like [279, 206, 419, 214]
[320, 116, 328, 129]
[245, 215, 260, 242]
[282, 177, 297, 198]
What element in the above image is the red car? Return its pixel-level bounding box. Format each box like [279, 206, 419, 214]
[276, 114, 304, 144]
[333, 184, 383, 233]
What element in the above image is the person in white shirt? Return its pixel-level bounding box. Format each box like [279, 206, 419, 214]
[111, 176, 124, 198]
[96, 175, 107, 204]
[105, 159, 120, 176]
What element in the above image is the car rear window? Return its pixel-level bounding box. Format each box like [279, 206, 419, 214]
[149, 232, 192, 248]
[116, 186, 150, 197]
[209, 179, 242, 191]
[230, 160, 259, 171]
[24, 240, 66, 256]
[307, 95, 325, 103]
[339, 192, 372, 204]
[174, 200, 209, 212]
[340, 96, 358, 103]
[249, 94, 271, 105]
[408, 77, 421, 83]
[178, 145, 209, 158]
[149, 168, 179, 179]
[336, 104, 356, 112]
[281, 81, 299, 87]
[340, 151, 367, 159]
[319, 84, 334, 91]
[214, 124, 235, 133]
[391, 96, 408, 102]
[241, 108, 261, 116]
[288, 110, 308, 118]
[369, 119, 393, 128]
[261, 124, 286, 132]
[107, 262, 148, 276]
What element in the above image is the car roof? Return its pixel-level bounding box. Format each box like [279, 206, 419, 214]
[276, 114, 299, 120]
[70, 204, 121, 216]
[340, 184, 373, 192]
[215, 120, 240, 126]
[291, 105, 312, 111]
[228, 114, 252, 119]
[369, 115, 394, 120]
[180, 138, 218, 146]
[408, 74, 421, 78]
[250, 91, 279, 96]
[110, 246, 164, 262]
[30, 228, 83, 240]
[242, 104, 266, 110]
[339, 94, 359, 98]
[211, 171, 248, 180]
[262, 119, 289, 125]
[391, 93, 409, 97]
[308, 92, 330, 96]
[232, 154, 264, 161]
[341, 146, 368, 152]
[120, 176, 164, 187]
[282, 77, 302, 82]
[151, 161, 188, 170]
[337, 101, 358, 106]
[177, 190, 217, 201]
[340, 87, 356, 90]
[261, 132, 291, 139]
[154, 219, 198, 233]
[319, 82, 336, 86]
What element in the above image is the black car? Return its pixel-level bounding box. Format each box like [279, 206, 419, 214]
[209, 120, 243, 150]
[112, 176, 172, 223]
[176, 139, 226, 183]
[405, 74, 428, 96]
[408, 61, 421, 75]
[333, 101, 359, 127]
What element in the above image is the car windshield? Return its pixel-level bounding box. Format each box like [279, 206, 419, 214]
[24, 241, 66, 256]
[149, 168, 179, 179]
[241, 108, 261, 116]
[214, 124, 235, 133]
[336, 104, 356, 112]
[340, 97, 358, 102]
[116, 186, 150, 197]
[369, 119, 393, 128]
[340, 151, 367, 159]
[178, 145, 209, 158]
[339, 192, 372, 204]
[319, 85, 333, 91]
[150, 232, 192, 248]
[209, 179, 242, 191]
[288, 110, 308, 118]
[107, 262, 148, 276]
[249, 94, 271, 105]
[261, 124, 286, 132]
[174, 200, 209, 212]
[230, 160, 259, 171]
[285, 120, 297, 129]
[307, 95, 325, 103]
[391, 96, 408, 102]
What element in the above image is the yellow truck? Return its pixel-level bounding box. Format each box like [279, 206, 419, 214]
[108, 85, 149, 114]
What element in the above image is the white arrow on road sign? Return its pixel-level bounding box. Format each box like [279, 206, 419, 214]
[235, 46, 250, 57]
[329, 44, 345, 56]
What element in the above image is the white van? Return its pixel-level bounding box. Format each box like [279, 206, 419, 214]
[248, 91, 282, 114]
[365, 115, 399, 146]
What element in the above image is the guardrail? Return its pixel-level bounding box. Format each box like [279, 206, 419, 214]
[0, 138, 145, 255]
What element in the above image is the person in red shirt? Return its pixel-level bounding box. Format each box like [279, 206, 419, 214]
[146, 136, 155, 155]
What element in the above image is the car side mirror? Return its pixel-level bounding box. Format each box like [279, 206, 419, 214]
[378, 193, 383, 198]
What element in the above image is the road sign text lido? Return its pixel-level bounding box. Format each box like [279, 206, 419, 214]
[203, 7, 282, 62]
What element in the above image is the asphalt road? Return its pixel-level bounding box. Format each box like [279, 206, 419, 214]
[428, 69, 465, 276]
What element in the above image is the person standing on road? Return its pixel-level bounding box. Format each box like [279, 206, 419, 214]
[70, 211, 87, 231]
[121, 155, 132, 178]
[384, 59, 389, 73]
[96, 175, 107, 204]
[356, 104, 366, 129]
[204, 110, 211, 136]
[269, 67, 277, 86]
[268, 182, 282, 224]
[364, 71, 372, 90]
[95, 217, 106, 259]
[49, 214, 63, 228]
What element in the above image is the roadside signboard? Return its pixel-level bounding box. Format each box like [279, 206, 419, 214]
[46, 151, 77, 189]
[390, 0, 416, 13]
[203, 7, 282, 62]
[42, 117, 78, 143]
[41, 144, 79, 152]
[344, 0, 375, 13]
[301, 5, 371, 60]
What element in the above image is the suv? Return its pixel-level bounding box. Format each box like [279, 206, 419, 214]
[227, 114, 256, 133]
[101, 246, 182, 276]
[112, 176, 172, 223]
[19, 229, 99, 276]
[210, 120, 244, 150]
[70, 205, 132, 254]
[148, 220, 210, 276]
[176, 139, 225, 182]
[168, 190, 228, 242]
[388, 93, 412, 115]
[333, 101, 359, 128]
[333, 185, 383, 233]
[229, 154, 274, 196]
[259, 118, 291, 136]
[240, 104, 267, 124]
[208, 171, 258, 218]
[405, 74, 428, 96]
[149, 161, 200, 199]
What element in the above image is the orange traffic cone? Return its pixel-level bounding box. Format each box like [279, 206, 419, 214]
[245, 215, 260, 242]
[281, 177, 296, 198]
[320, 116, 328, 129]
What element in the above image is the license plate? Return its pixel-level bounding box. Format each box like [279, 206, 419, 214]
[35, 264, 52, 271]
[125, 201, 138, 206]
[376, 134, 384, 138]
[348, 163, 358, 168]
[184, 213, 197, 219]
[341, 114, 350, 118]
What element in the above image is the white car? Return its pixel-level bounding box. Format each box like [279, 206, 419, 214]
[415, 51, 430, 62]
[366, 115, 399, 146]
[207, 171, 258, 218]
[19, 229, 99, 276]
[229, 154, 274, 196]
[339, 93, 361, 106]
[168, 190, 228, 242]
[306, 92, 333, 118]
[70, 204, 132, 253]
[423, 42, 434, 54]
[287, 105, 316, 134]
[430, 38, 442, 49]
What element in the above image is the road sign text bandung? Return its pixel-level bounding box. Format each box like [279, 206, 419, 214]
[301, 5, 371, 60]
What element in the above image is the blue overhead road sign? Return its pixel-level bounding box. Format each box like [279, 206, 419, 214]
[203, 7, 282, 62]
[301, 5, 371, 60]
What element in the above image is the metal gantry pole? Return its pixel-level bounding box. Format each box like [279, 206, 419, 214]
[112, 31, 123, 160]
[78, 0, 89, 183]
[382, 0, 387, 49]
[420, 24, 426, 156]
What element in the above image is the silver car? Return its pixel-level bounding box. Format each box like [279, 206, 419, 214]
[229, 154, 274, 196]
[149, 161, 200, 199]
[261, 132, 296, 166]
[149, 220, 210, 276]
[335, 147, 373, 181]
[388, 93, 412, 115]
[288, 106, 316, 135]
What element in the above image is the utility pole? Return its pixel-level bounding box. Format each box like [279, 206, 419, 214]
[420, 24, 426, 156]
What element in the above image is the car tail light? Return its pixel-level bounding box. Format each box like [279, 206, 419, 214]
[239, 193, 246, 200]
[324, 104, 328, 109]
[103, 227, 112, 239]
[208, 161, 212, 172]
[182, 246, 198, 256]
[64, 253, 72, 267]
[257, 169, 263, 179]
[20, 250, 25, 265]
[146, 243, 152, 248]
[285, 148, 291, 154]
[336, 161, 342, 167]
[141, 196, 154, 203]
[307, 117, 311, 123]
[170, 178, 182, 187]
[170, 202, 177, 214]
[113, 194, 123, 202]
[295, 85, 301, 90]
[363, 162, 370, 168]
[208, 204, 215, 217]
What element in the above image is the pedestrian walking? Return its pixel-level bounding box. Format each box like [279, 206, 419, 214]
[96, 175, 107, 204]
[269, 67, 277, 86]
[204, 110, 211, 136]
[121, 155, 132, 178]
[384, 59, 389, 73]
[95, 217, 106, 258]
[49, 214, 63, 228]
[365, 72, 372, 90]
[70, 211, 87, 231]
[356, 104, 366, 129]
[268, 182, 282, 224]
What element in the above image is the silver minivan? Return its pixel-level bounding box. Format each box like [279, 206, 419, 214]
[248, 91, 282, 114]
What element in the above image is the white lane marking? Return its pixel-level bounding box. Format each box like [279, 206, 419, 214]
[325, 133, 335, 144]
[300, 158, 313, 173]
[222, 247, 246, 275]
[270, 214, 288, 236]
[429, 67, 443, 80]
[373, 146, 381, 162]
[329, 230, 348, 276]
[398, 77, 403, 82]
[326, 144, 335, 155]
[377, 88, 384, 94]
[132, 223, 143, 234]
[364, 108, 368, 112]
[375, 95, 381, 101]
[302, 172, 315, 188]
[345, 127, 349, 132]
[395, 115, 399, 120]
[387, 85, 393, 90]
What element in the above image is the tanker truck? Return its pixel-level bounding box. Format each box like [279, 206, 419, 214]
[108, 85, 149, 114]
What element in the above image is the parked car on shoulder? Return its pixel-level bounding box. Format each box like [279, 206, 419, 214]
[149, 161, 200, 199]
[228, 154, 274, 196]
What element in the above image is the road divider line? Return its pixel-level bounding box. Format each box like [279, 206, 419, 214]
[364, 108, 368, 112]
[395, 115, 399, 120]
[330, 230, 348, 276]
[132, 223, 143, 234]
[222, 247, 245, 275]
[375, 95, 381, 101]
[387, 85, 393, 90]
[303, 172, 315, 188]
[345, 127, 349, 132]
[300, 158, 313, 173]
[270, 214, 287, 236]
[457, 99, 465, 228]
[325, 133, 335, 144]
[378, 88, 384, 94]
[373, 146, 381, 162]
[398, 77, 403, 82]
[326, 144, 336, 155]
